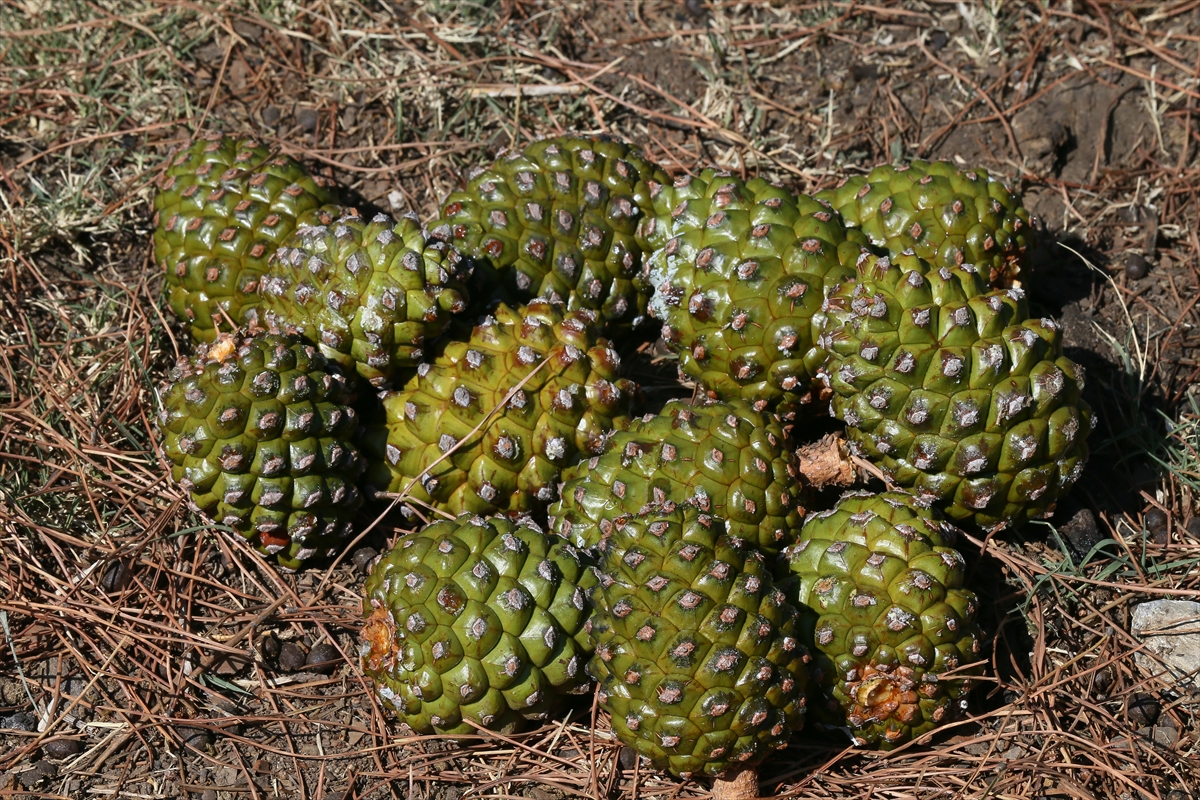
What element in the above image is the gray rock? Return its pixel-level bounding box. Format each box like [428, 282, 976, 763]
[1139, 724, 1178, 747]
[1059, 506, 1101, 560]
[1130, 600, 1200, 690]
[1, 712, 37, 731]
[18, 760, 57, 789]
[295, 107, 320, 132]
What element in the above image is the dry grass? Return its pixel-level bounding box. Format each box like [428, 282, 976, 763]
[3, 0, 1200, 797]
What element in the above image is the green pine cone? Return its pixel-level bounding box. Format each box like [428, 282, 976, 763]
[361, 514, 596, 735]
[550, 399, 809, 557]
[362, 300, 636, 518]
[642, 169, 868, 409]
[152, 134, 338, 342]
[259, 208, 467, 387]
[819, 253, 1092, 529]
[429, 134, 670, 328]
[782, 490, 983, 748]
[589, 505, 811, 778]
[157, 327, 364, 571]
[816, 160, 1040, 288]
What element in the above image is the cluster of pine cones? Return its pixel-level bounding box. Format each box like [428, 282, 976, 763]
[152, 133, 1093, 781]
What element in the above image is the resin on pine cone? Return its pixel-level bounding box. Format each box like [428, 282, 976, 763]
[816, 160, 1040, 288]
[152, 134, 337, 342]
[588, 505, 811, 777]
[550, 399, 809, 556]
[820, 252, 1092, 529]
[361, 514, 595, 734]
[782, 490, 983, 747]
[158, 326, 364, 570]
[642, 169, 868, 409]
[429, 134, 669, 327]
[259, 208, 467, 387]
[362, 300, 635, 517]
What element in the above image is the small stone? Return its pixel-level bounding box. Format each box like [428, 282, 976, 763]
[929, 29, 949, 50]
[306, 643, 341, 675]
[618, 746, 639, 769]
[202, 790, 218, 800]
[1125, 253, 1149, 280]
[1168, 789, 1188, 800]
[1059, 506, 1100, 560]
[193, 40, 225, 66]
[684, 0, 706, 17]
[42, 738, 83, 759]
[232, 20, 261, 41]
[1093, 665, 1115, 696]
[213, 652, 251, 676]
[262, 105, 282, 127]
[1, 711, 37, 731]
[351, 547, 379, 575]
[1145, 508, 1169, 544]
[278, 642, 308, 673]
[1000, 744, 1027, 760]
[18, 760, 57, 789]
[1141, 725, 1178, 747]
[1131, 600, 1200, 690]
[961, 737, 992, 756]
[295, 107, 320, 132]
[1126, 693, 1160, 727]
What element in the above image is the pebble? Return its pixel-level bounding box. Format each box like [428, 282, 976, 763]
[1, 712, 37, 731]
[1145, 724, 1178, 747]
[1125, 252, 1149, 279]
[352, 547, 379, 575]
[18, 761, 58, 789]
[295, 107, 320, 132]
[42, 738, 83, 759]
[1058, 506, 1100, 560]
[617, 746, 639, 769]
[232, 20, 261, 41]
[1093, 665, 1115, 697]
[1001, 744, 1027, 760]
[305, 643, 341, 675]
[1131, 600, 1200, 690]
[278, 642, 308, 673]
[262, 105, 282, 127]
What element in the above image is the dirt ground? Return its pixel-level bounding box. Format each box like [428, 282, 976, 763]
[3, 1, 1200, 798]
